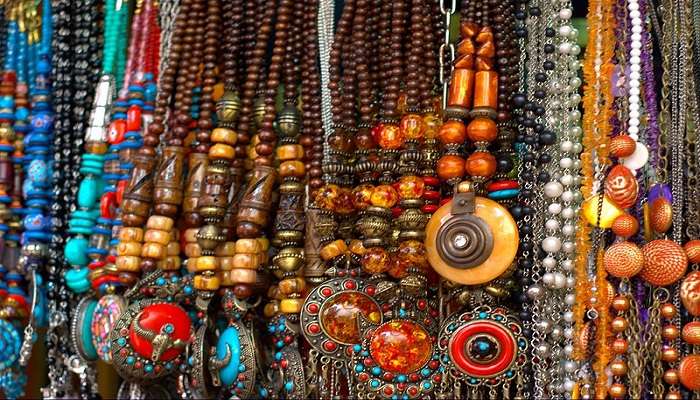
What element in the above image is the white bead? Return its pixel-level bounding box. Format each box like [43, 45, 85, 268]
[559, 41, 572, 54]
[561, 207, 575, 219]
[630, 71, 640, 81]
[628, 125, 639, 135]
[629, 79, 640, 88]
[559, 8, 572, 19]
[562, 224, 575, 236]
[554, 273, 567, 289]
[629, 86, 640, 96]
[628, 1, 639, 10]
[630, 63, 641, 72]
[570, 77, 582, 87]
[543, 256, 557, 268]
[629, 118, 639, 127]
[562, 241, 575, 253]
[565, 294, 576, 305]
[631, 48, 641, 57]
[563, 312, 574, 323]
[631, 33, 641, 42]
[560, 174, 573, 186]
[629, 94, 640, 104]
[561, 190, 574, 202]
[629, 9, 640, 18]
[629, 102, 640, 112]
[621, 141, 649, 170]
[629, 110, 640, 119]
[559, 25, 572, 37]
[632, 17, 642, 25]
[561, 259, 573, 271]
[542, 236, 562, 253]
[564, 380, 575, 393]
[571, 45, 581, 56]
[559, 157, 573, 169]
[630, 55, 641, 65]
[564, 328, 574, 339]
[560, 140, 573, 152]
[545, 219, 560, 231]
[544, 181, 564, 198]
[548, 203, 562, 215]
[566, 276, 576, 287]
[632, 24, 642, 34]
[542, 272, 555, 286]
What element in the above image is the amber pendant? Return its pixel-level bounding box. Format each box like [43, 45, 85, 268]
[438, 306, 527, 387]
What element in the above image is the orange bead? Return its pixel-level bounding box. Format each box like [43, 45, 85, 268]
[609, 359, 627, 376]
[370, 185, 399, 208]
[399, 114, 426, 141]
[276, 144, 304, 161]
[664, 369, 680, 385]
[397, 176, 425, 200]
[447, 68, 475, 108]
[666, 390, 683, 400]
[335, 188, 355, 215]
[680, 271, 700, 316]
[684, 240, 700, 263]
[680, 355, 700, 390]
[611, 295, 630, 311]
[314, 184, 341, 211]
[473, 70, 498, 109]
[423, 113, 441, 139]
[377, 124, 404, 150]
[650, 198, 673, 233]
[609, 383, 626, 399]
[660, 302, 678, 319]
[466, 117, 498, 143]
[609, 134, 637, 158]
[352, 184, 374, 210]
[612, 338, 628, 353]
[611, 316, 628, 333]
[465, 151, 497, 180]
[437, 120, 467, 146]
[361, 247, 391, 274]
[436, 154, 466, 181]
[682, 321, 700, 345]
[603, 241, 644, 278]
[662, 347, 679, 362]
[279, 160, 305, 178]
[611, 214, 639, 237]
[604, 165, 638, 209]
[640, 240, 688, 286]
[662, 325, 680, 340]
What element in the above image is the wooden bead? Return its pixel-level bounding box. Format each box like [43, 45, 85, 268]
[119, 227, 144, 242]
[211, 127, 238, 145]
[146, 215, 175, 231]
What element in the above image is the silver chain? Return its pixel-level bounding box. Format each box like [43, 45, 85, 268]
[318, 0, 335, 170]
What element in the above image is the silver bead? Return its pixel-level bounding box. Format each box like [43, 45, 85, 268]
[527, 284, 544, 300]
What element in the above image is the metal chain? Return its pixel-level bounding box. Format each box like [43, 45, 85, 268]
[648, 292, 666, 398]
[318, 0, 334, 168]
[438, 0, 455, 112]
[625, 289, 645, 398]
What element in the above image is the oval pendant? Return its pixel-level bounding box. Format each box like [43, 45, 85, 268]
[208, 321, 257, 397]
[71, 297, 98, 362]
[91, 294, 126, 362]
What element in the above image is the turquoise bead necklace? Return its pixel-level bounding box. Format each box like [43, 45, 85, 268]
[64, 0, 129, 294]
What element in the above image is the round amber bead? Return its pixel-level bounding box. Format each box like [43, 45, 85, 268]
[437, 120, 467, 146]
[397, 176, 425, 200]
[377, 124, 405, 150]
[466, 117, 498, 142]
[335, 188, 355, 215]
[423, 113, 441, 139]
[389, 240, 429, 278]
[437, 154, 466, 181]
[280, 160, 305, 178]
[370, 185, 399, 208]
[352, 184, 374, 210]
[465, 151, 497, 179]
[314, 184, 340, 211]
[399, 114, 426, 141]
[361, 247, 391, 274]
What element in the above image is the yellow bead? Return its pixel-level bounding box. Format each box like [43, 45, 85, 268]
[257, 237, 270, 251]
[116, 256, 141, 272]
[210, 127, 238, 145]
[235, 238, 262, 253]
[320, 239, 347, 261]
[215, 242, 236, 256]
[263, 302, 279, 318]
[119, 227, 143, 242]
[161, 256, 181, 271]
[146, 215, 174, 231]
[195, 256, 219, 271]
[279, 299, 303, 314]
[145, 229, 170, 245]
[219, 257, 235, 271]
[167, 242, 180, 256]
[184, 243, 202, 257]
[276, 144, 304, 161]
[582, 194, 624, 228]
[194, 273, 221, 291]
[233, 253, 260, 270]
[183, 228, 199, 243]
[279, 277, 306, 295]
[141, 242, 166, 259]
[117, 242, 142, 257]
[209, 143, 235, 159]
[229, 268, 256, 284]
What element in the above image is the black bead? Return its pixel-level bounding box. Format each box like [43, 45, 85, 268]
[524, 134, 536, 145]
[515, 10, 526, 19]
[539, 130, 557, 145]
[497, 155, 514, 172]
[510, 205, 524, 218]
[520, 224, 533, 234]
[538, 153, 552, 164]
[534, 106, 545, 116]
[543, 60, 555, 70]
[545, 27, 556, 37]
[534, 89, 546, 99]
[512, 93, 527, 108]
[534, 123, 544, 133]
[521, 242, 534, 252]
[544, 44, 555, 53]
[535, 72, 547, 82]
[522, 152, 536, 162]
[515, 28, 527, 38]
[523, 205, 535, 215]
[523, 118, 535, 128]
[537, 171, 550, 182]
[529, 6, 541, 16]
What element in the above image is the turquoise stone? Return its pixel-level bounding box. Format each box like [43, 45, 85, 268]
[78, 177, 99, 208]
[65, 267, 90, 293]
[487, 189, 520, 200]
[216, 326, 241, 387]
[65, 237, 90, 266]
[80, 300, 98, 360]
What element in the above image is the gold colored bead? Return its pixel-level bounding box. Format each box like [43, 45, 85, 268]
[144, 229, 170, 245]
[665, 390, 682, 400]
[276, 144, 304, 161]
[662, 325, 680, 340]
[611, 296, 630, 311]
[184, 228, 199, 243]
[609, 359, 627, 376]
[279, 277, 306, 295]
[235, 238, 262, 253]
[167, 242, 180, 256]
[611, 316, 628, 333]
[229, 268, 256, 284]
[146, 215, 174, 231]
[263, 302, 279, 318]
[184, 243, 202, 258]
[161, 256, 181, 271]
[279, 298, 303, 314]
[195, 256, 219, 271]
[320, 239, 347, 261]
[119, 227, 143, 242]
[232, 253, 260, 270]
[608, 383, 626, 399]
[664, 369, 680, 385]
[209, 143, 235, 159]
[273, 248, 304, 272]
[661, 303, 677, 319]
[116, 256, 141, 272]
[257, 237, 270, 251]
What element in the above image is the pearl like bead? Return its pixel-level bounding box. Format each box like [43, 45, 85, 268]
[548, 203, 562, 215]
[559, 8, 572, 19]
[544, 181, 564, 198]
[545, 219, 560, 231]
[542, 237, 562, 253]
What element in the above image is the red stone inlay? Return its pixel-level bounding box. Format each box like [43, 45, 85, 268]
[449, 320, 517, 378]
[129, 303, 191, 362]
[369, 321, 432, 374]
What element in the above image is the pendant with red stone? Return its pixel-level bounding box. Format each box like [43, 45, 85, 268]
[350, 299, 440, 399]
[438, 306, 527, 387]
[110, 299, 193, 380]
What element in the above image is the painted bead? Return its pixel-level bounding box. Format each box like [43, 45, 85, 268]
[684, 240, 700, 263]
[604, 165, 638, 209]
[681, 271, 700, 316]
[609, 135, 636, 158]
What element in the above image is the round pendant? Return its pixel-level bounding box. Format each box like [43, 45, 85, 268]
[110, 299, 192, 380]
[209, 321, 257, 397]
[71, 297, 98, 361]
[0, 320, 20, 371]
[425, 196, 518, 285]
[438, 306, 527, 385]
[91, 294, 126, 362]
[301, 278, 382, 359]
